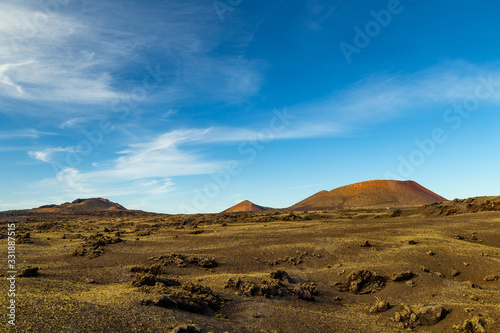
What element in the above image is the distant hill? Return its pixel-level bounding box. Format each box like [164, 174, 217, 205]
[222, 200, 270, 213]
[37, 198, 127, 214]
[288, 180, 446, 211]
[0, 198, 158, 221]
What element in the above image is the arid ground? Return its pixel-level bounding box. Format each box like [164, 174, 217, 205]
[1, 199, 499, 332]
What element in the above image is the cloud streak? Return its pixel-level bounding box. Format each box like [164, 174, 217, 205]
[28, 147, 75, 163]
[0, 2, 120, 105]
[27, 61, 500, 200]
[0, 129, 57, 140]
[294, 62, 500, 125]
[0, 0, 264, 119]
[29, 120, 342, 196]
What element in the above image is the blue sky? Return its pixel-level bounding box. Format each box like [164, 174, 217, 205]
[1, 0, 500, 213]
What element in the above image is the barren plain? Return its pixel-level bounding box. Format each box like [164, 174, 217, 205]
[1, 197, 499, 332]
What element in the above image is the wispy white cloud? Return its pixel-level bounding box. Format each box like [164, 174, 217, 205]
[59, 117, 88, 129]
[0, 129, 57, 140]
[33, 167, 176, 200]
[0, 2, 120, 105]
[28, 151, 51, 163]
[28, 147, 75, 163]
[0, 1, 264, 117]
[129, 124, 341, 149]
[293, 62, 500, 124]
[160, 109, 178, 121]
[30, 121, 343, 197]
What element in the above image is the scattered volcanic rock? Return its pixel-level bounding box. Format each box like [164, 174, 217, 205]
[420, 266, 431, 273]
[394, 304, 446, 328]
[293, 284, 316, 301]
[149, 253, 217, 268]
[416, 305, 447, 326]
[72, 233, 123, 258]
[141, 282, 223, 314]
[484, 275, 499, 282]
[370, 300, 390, 313]
[259, 251, 322, 266]
[334, 270, 386, 294]
[269, 270, 291, 281]
[19, 266, 39, 277]
[422, 196, 500, 216]
[221, 200, 270, 213]
[170, 325, 201, 333]
[390, 209, 402, 217]
[131, 273, 180, 288]
[225, 276, 284, 298]
[288, 180, 446, 211]
[16, 232, 33, 244]
[225, 271, 318, 301]
[453, 316, 487, 333]
[360, 240, 372, 247]
[391, 271, 416, 282]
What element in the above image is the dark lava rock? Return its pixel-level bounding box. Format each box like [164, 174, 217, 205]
[170, 324, 201, 333]
[391, 271, 416, 282]
[452, 316, 487, 333]
[259, 279, 285, 299]
[370, 300, 390, 313]
[225, 273, 317, 301]
[149, 253, 217, 269]
[130, 266, 149, 273]
[394, 305, 446, 328]
[16, 233, 33, 244]
[335, 270, 386, 294]
[225, 277, 259, 297]
[390, 209, 402, 218]
[269, 270, 290, 281]
[484, 275, 499, 282]
[19, 266, 39, 277]
[417, 305, 446, 326]
[72, 233, 124, 258]
[293, 283, 317, 302]
[131, 273, 179, 288]
[142, 283, 222, 314]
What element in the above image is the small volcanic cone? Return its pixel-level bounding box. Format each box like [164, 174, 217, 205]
[222, 200, 269, 213]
